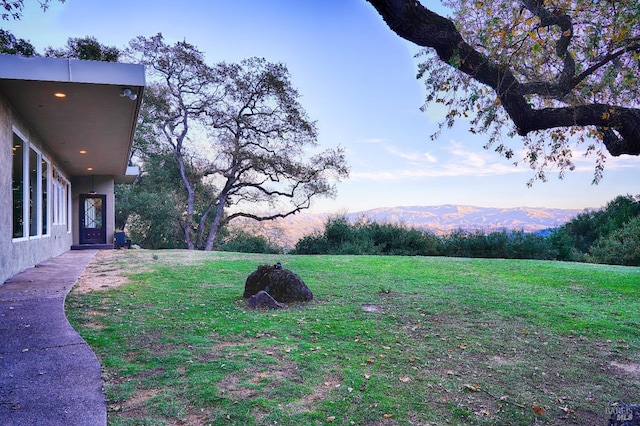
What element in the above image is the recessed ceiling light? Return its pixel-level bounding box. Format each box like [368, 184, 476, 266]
[54, 92, 66, 98]
[87, 167, 93, 171]
[80, 150, 87, 154]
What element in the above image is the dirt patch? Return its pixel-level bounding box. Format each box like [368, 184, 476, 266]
[74, 250, 133, 293]
[361, 304, 382, 313]
[110, 388, 160, 415]
[73, 249, 220, 293]
[216, 375, 257, 400]
[610, 361, 640, 376]
[288, 372, 342, 413]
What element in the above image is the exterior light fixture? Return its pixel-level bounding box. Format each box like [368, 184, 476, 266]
[89, 175, 97, 195]
[120, 88, 137, 100]
[54, 92, 66, 98]
[80, 150, 87, 154]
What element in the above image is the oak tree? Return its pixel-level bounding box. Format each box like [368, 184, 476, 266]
[45, 36, 120, 62]
[128, 34, 348, 250]
[366, 0, 640, 182]
[0, 29, 35, 55]
[1, 0, 63, 20]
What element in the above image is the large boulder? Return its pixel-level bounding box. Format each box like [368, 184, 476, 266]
[243, 263, 313, 304]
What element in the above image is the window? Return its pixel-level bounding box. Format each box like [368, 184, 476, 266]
[53, 168, 70, 227]
[11, 130, 51, 240]
[42, 157, 49, 235]
[12, 133, 24, 239]
[29, 146, 39, 236]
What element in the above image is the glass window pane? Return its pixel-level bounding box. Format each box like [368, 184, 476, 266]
[42, 159, 48, 235]
[12, 134, 24, 238]
[84, 197, 103, 228]
[29, 147, 38, 236]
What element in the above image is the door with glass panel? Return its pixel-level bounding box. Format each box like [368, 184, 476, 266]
[79, 194, 106, 244]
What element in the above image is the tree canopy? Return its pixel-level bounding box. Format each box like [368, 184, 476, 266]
[1, 0, 63, 20]
[0, 28, 35, 55]
[45, 36, 120, 62]
[366, 0, 640, 183]
[128, 34, 348, 250]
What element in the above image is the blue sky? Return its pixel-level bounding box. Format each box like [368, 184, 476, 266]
[4, 0, 639, 213]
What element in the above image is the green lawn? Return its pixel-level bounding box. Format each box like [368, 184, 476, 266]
[65, 250, 640, 425]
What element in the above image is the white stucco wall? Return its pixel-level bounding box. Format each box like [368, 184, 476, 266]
[0, 93, 73, 284]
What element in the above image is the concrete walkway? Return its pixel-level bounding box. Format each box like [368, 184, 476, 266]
[0, 250, 106, 426]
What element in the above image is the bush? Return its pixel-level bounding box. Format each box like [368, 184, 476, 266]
[587, 216, 640, 266]
[293, 233, 330, 254]
[292, 216, 441, 256]
[438, 229, 555, 260]
[557, 194, 640, 255]
[217, 230, 282, 254]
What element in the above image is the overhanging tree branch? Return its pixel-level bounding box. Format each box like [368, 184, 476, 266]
[365, 0, 640, 157]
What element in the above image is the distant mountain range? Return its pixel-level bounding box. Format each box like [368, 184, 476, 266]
[233, 205, 586, 249]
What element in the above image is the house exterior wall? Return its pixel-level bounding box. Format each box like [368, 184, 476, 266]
[0, 93, 73, 284]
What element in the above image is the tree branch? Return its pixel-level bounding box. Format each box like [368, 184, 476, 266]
[365, 0, 640, 156]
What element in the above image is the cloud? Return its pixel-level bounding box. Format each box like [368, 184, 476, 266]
[350, 138, 526, 182]
[358, 138, 387, 145]
[384, 144, 438, 164]
[349, 136, 638, 184]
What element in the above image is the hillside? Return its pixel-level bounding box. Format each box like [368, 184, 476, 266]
[231, 204, 585, 249]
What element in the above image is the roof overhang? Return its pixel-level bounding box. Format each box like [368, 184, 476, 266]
[0, 54, 145, 180]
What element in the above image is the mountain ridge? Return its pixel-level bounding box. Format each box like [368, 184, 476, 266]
[232, 204, 587, 249]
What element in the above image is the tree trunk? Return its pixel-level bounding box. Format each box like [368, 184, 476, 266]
[172, 148, 196, 250]
[203, 192, 227, 251]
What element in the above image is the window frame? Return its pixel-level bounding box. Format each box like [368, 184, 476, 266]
[52, 167, 71, 230]
[12, 129, 27, 241]
[11, 127, 53, 241]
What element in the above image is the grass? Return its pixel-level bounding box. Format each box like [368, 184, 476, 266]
[65, 250, 640, 425]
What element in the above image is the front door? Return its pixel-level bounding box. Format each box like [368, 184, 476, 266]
[79, 194, 106, 244]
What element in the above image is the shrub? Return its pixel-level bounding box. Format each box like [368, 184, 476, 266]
[587, 216, 640, 266]
[217, 230, 282, 254]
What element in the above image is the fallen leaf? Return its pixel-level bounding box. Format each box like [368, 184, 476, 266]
[364, 374, 371, 380]
[383, 413, 393, 418]
[446, 370, 456, 375]
[326, 416, 336, 422]
[399, 376, 412, 383]
[532, 404, 545, 415]
[463, 384, 481, 392]
[559, 406, 575, 414]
